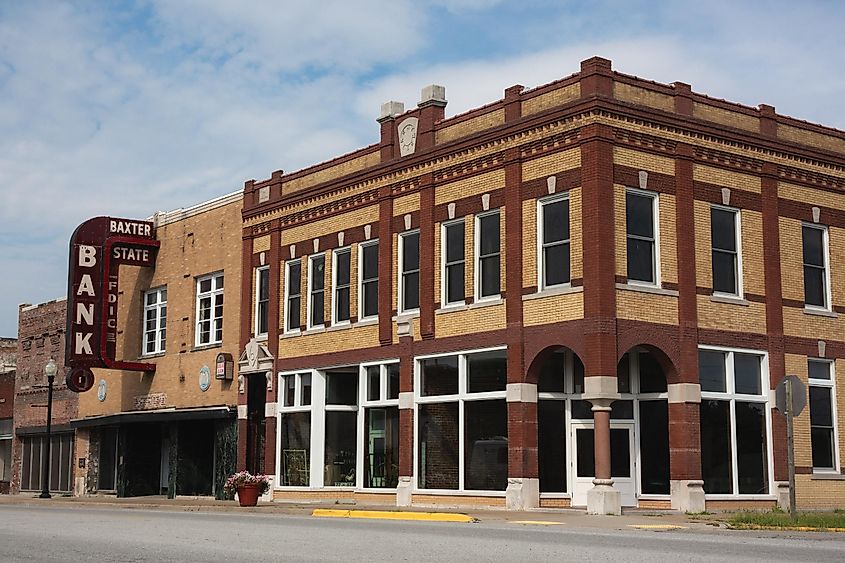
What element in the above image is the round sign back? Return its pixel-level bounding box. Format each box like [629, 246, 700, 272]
[67, 367, 95, 393]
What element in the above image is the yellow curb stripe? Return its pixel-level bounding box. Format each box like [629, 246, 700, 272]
[729, 523, 845, 533]
[312, 509, 474, 523]
[628, 524, 687, 530]
[509, 520, 564, 526]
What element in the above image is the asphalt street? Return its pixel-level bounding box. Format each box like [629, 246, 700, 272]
[0, 505, 843, 562]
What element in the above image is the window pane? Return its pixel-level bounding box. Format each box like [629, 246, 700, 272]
[365, 407, 399, 488]
[804, 266, 825, 307]
[418, 402, 459, 489]
[480, 255, 500, 297]
[324, 411, 357, 487]
[617, 354, 630, 394]
[335, 287, 350, 322]
[403, 271, 419, 310]
[735, 401, 768, 494]
[544, 243, 570, 287]
[300, 373, 311, 406]
[402, 233, 419, 271]
[734, 353, 762, 395]
[336, 251, 351, 285]
[311, 257, 325, 290]
[811, 427, 835, 469]
[287, 296, 301, 330]
[421, 356, 459, 396]
[700, 399, 732, 494]
[810, 386, 833, 427]
[467, 350, 507, 393]
[611, 400, 634, 420]
[626, 192, 654, 238]
[538, 350, 566, 393]
[610, 429, 631, 478]
[288, 263, 301, 295]
[363, 281, 378, 318]
[573, 355, 584, 393]
[0, 439, 10, 483]
[367, 366, 381, 402]
[626, 238, 654, 283]
[284, 375, 295, 407]
[387, 364, 400, 400]
[310, 292, 324, 327]
[326, 371, 357, 405]
[639, 352, 667, 393]
[446, 262, 465, 304]
[259, 269, 270, 300]
[639, 400, 670, 494]
[802, 226, 824, 267]
[362, 243, 379, 280]
[479, 213, 500, 256]
[710, 208, 737, 251]
[699, 350, 727, 393]
[571, 400, 593, 419]
[809, 361, 831, 381]
[445, 222, 464, 263]
[575, 428, 595, 478]
[280, 412, 311, 486]
[543, 199, 569, 244]
[538, 401, 567, 492]
[464, 400, 508, 491]
[200, 279, 211, 293]
[712, 250, 737, 294]
[215, 275, 224, 289]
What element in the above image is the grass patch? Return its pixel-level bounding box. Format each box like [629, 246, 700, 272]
[728, 510, 845, 530]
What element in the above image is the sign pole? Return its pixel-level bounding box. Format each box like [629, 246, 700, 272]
[785, 376, 797, 521]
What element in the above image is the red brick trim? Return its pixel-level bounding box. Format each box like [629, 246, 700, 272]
[519, 168, 581, 202]
[614, 165, 675, 194]
[419, 175, 435, 339]
[675, 144, 700, 386]
[378, 189, 393, 345]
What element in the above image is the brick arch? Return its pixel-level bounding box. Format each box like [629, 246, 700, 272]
[525, 345, 585, 386]
[523, 321, 587, 385]
[616, 322, 681, 385]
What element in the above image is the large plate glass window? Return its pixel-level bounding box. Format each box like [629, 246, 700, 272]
[308, 254, 325, 329]
[19, 434, 73, 492]
[196, 272, 224, 346]
[699, 348, 770, 495]
[442, 220, 466, 306]
[399, 231, 420, 312]
[143, 286, 167, 354]
[362, 361, 400, 488]
[333, 248, 351, 324]
[278, 372, 313, 486]
[0, 418, 12, 484]
[416, 348, 507, 492]
[284, 260, 301, 332]
[475, 211, 501, 299]
[358, 241, 379, 320]
[254, 267, 270, 337]
[626, 189, 658, 285]
[538, 195, 571, 289]
[802, 224, 830, 309]
[324, 368, 358, 487]
[808, 359, 839, 472]
[710, 206, 741, 296]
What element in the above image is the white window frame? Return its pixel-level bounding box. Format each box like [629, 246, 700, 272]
[474, 210, 502, 301]
[254, 266, 270, 338]
[307, 254, 326, 330]
[710, 205, 744, 298]
[276, 371, 317, 489]
[142, 286, 167, 355]
[802, 223, 832, 311]
[537, 194, 571, 291]
[413, 346, 508, 494]
[359, 360, 401, 491]
[332, 247, 352, 326]
[699, 345, 774, 499]
[358, 240, 379, 321]
[398, 230, 420, 314]
[284, 260, 302, 334]
[625, 188, 661, 287]
[195, 272, 224, 346]
[808, 359, 840, 473]
[441, 219, 466, 307]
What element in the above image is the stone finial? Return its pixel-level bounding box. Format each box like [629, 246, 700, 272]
[379, 101, 405, 121]
[419, 84, 447, 108]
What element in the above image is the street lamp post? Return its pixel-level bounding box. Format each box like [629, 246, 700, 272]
[39, 358, 57, 499]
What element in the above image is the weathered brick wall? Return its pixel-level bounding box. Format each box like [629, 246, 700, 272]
[0, 372, 13, 420]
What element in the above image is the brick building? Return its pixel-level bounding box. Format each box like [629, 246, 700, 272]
[0, 337, 16, 493]
[12, 299, 77, 495]
[237, 57, 845, 513]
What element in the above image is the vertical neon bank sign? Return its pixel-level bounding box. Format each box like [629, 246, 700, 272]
[65, 217, 160, 392]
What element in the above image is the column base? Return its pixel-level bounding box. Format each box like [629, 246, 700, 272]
[776, 481, 790, 511]
[396, 476, 413, 507]
[586, 479, 621, 515]
[505, 478, 539, 510]
[670, 479, 705, 513]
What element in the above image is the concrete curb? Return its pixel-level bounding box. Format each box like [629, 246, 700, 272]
[728, 523, 845, 533]
[312, 508, 475, 523]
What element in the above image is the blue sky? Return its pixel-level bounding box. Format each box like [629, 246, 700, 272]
[1, 0, 843, 337]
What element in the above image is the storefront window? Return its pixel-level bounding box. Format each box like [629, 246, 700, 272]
[362, 361, 400, 489]
[19, 434, 73, 492]
[0, 418, 12, 483]
[278, 372, 313, 487]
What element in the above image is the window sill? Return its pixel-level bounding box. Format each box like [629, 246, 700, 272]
[523, 285, 583, 301]
[810, 472, 845, 480]
[616, 283, 679, 297]
[280, 329, 302, 339]
[302, 326, 327, 336]
[354, 318, 378, 327]
[393, 311, 420, 322]
[710, 294, 750, 307]
[804, 307, 837, 319]
[191, 343, 222, 352]
[469, 297, 503, 309]
[326, 323, 352, 333]
[436, 301, 469, 314]
[139, 352, 166, 360]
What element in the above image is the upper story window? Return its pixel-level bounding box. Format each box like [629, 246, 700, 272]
[285, 260, 301, 333]
[196, 272, 224, 346]
[538, 195, 570, 290]
[308, 254, 326, 329]
[399, 231, 420, 313]
[626, 189, 659, 285]
[711, 206, 742, 296]
[143, 287, 167, 355]
[333, 248, 351, 324]
[255, 267, 270, 338]
[442, 220, 466, 306]
[476, 210, 501, 300]
[808, 359, 839, 472]
[803, 224, 830, 310]
[359, 241, 379, 320]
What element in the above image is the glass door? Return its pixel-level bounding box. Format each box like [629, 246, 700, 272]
[570, 422, 636, 506]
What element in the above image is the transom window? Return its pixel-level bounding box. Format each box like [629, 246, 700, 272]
[802, 224, 830, 309]
[308, 254, 325, 329]
[442, 220, 466, 306]
[399, 231, 420, 312]
[143, 286, 167, 355]
[196, 272, 223, 346]
[538, 195, 571, 289]
[333, 248, 351, 324]
[626, 189, 658, 285]
[711, 206, 742, 296]
[475, 211, 501, 299]
[255, 267, 270, 337]
[284, 260, 302, 333]
[808, 359, 839, 472]
[359, 241, 379, 320]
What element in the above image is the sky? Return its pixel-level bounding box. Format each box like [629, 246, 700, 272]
[1, 0, 844, 337]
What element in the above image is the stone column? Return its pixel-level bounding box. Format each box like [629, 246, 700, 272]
[585, 377, 620, 515]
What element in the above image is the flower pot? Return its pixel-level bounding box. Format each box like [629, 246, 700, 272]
[237, 484, 261, 507]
